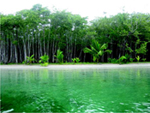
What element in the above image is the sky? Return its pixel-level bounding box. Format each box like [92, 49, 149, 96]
[0, 0, 150, 21]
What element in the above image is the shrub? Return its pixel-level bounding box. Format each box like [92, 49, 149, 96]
[41, 62, 48, 66]
[119, 56, 127, 64]
[39, 54, 49, 66]
[108, 58, 119, 63]
[136, 56, 140, 62]
[26, 55, 36, 64]
[130, 58, 134, 62]
[142, 58, 146, 62]
[125, 54, 130, 62]
[72, 57, 80, 63]
[55, 50, 64, 63]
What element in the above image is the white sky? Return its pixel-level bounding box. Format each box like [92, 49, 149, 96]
[0, 0, 150, 21]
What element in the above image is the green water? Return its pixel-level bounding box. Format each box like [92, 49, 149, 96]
[1, 67, 150, 112]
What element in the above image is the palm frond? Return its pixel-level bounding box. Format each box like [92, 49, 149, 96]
[105, 50, 112, 54]
[91, 46, 98, 53]
[101, 43, 108, 50]
[92, 40, 100, 51]
[83, 47, 95, 55]
[98, 51, 104, 56]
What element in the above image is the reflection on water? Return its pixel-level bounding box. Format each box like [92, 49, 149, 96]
[1, 67, 150, 112]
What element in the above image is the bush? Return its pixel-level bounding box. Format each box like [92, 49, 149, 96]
[55, 50, 64, 63]
[130, 58, 134, 62]
[119, 56, 127, 64]
[108, 58, 119, 63]
[72, 57, 80, 63]
[39, 54, 49, 66]
[142, 58, 146, 62]
[41, 62, 49, 66]
[125, 54, 130, 62]
[25, 54, 36, 64]
[136, 56, 140, 62]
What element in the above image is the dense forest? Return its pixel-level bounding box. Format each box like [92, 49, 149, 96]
[0, 4, 150, 64]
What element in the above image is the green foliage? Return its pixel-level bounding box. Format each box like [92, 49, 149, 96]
[136, 56, 140, 62]
[54, 50, 64, 63]
[108, 58, 119, 63]
[130, 58, 134, 62]
[1, 5, 150, 64]
[39, 54, 49, 66]
[72, 57, 80, 63]
[119, 56, 127, 64]
[72, 58, 76, 63]
[126, 43, 133, 53]
[135, 41, 148, 55]
[124, 54, 130, 62]
[39, 54, 49, 63]
[142, 58, 146, 62]
[41, 62, 49, 66]
[26, 55, 36, 64]
[105, 50, 112, 54]
[22, 61, 26, 64]
[75, 58, 80, 63]
[83, 40, 111, 62]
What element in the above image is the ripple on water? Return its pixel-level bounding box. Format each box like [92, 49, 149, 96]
[111, 101, 114, 103]
[78, 105, 84, 110]
[98, 108, 105, 111]
[85, 109, 96, 112]
[142, 102, 150, 107]
[133, 103, 141, 106]
[132, 102, 150, 112]
[120, 103, 124, 105]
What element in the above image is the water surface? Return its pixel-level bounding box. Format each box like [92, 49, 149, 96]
[1, 67, 150, 112]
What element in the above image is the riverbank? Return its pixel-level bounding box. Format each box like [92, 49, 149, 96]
[1, 63, 150, 70]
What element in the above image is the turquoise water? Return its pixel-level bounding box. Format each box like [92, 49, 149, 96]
[1, 67, 150, 112]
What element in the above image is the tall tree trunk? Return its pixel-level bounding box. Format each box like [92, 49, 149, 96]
[74, 38, 76, 58]
[28, 34, 31, 56]
[15, 45, 18, 63]
[23, 39, 27, 61]
[83, 53, 86, 62]
[52, 39, 55, 63]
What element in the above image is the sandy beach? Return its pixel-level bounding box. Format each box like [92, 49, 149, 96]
[0, 63, 150, 70]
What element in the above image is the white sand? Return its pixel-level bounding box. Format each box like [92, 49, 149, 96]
[0, 63, 150, 70]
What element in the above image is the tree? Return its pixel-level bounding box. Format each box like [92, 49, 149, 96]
[0, 4, 150, 63]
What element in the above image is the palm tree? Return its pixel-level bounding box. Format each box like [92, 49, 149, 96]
[83, 40, 112, 62]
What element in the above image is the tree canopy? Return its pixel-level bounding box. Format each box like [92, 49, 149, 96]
[0, 4, 150, 64]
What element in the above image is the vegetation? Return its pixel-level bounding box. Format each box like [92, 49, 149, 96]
[136, 56, 140, 62]
[72, 57, 80, 63]
[54, 50, 64, 63]
[83, 40, 112, 62]
[39, 54, 49, 66]
[24, 55, 36, 64]
[0, 4, 150, 65]
[119, 56, 127, 64]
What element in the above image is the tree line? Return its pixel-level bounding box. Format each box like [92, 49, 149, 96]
[0, 4, 150, 64]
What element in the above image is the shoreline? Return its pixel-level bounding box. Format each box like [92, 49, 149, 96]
[1, 63, 150, 70]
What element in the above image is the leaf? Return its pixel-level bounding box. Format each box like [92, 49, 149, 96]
[101, 43, 108, 50]
[98, 51, 103, 56]
[83, 48, 94, 54]
[105, 50, 112, 54]
[93, 56, 97, 62]
[91, 46, 98, 53]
